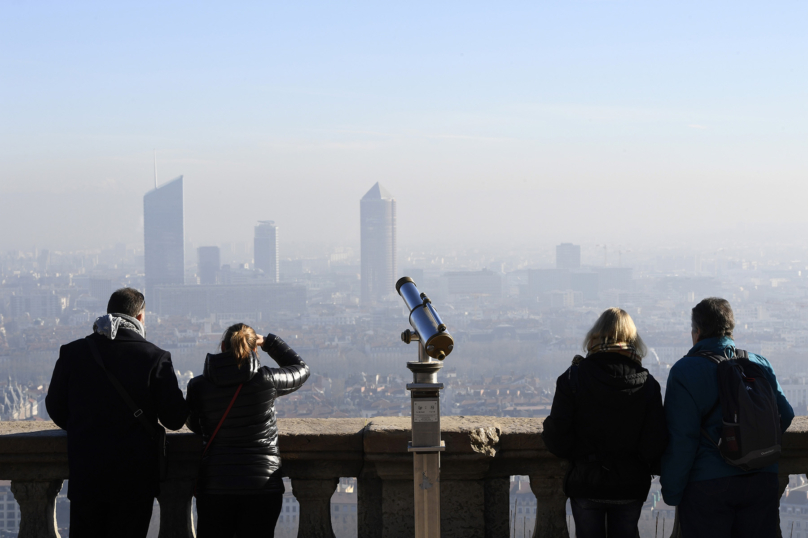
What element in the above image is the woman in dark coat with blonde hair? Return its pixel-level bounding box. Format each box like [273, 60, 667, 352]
[542, 308, 667, 538]
[186, 323, 309, 537]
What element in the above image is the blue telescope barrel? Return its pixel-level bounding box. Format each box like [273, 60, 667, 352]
[396, 277, 454, 359]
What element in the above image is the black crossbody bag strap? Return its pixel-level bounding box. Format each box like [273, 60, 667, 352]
[85, 337, 158, 440]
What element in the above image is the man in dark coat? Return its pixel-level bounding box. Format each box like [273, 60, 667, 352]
[46, 288, 188, 538]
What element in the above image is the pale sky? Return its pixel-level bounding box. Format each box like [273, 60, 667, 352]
[1, 1, 806, 253]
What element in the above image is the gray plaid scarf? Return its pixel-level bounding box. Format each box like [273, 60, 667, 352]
[93, 313, 145, 340]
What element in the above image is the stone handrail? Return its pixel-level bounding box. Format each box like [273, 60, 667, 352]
[1, 416, 807, 538]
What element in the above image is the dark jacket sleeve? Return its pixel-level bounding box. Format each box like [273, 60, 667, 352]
[261, 334, 310, 396]
[638, 377, 668, 474]
[45, 345, 70, 430]
[152, 351, 189, 431]
[541, 369, 577, 459]
[184, 381, 202, 435]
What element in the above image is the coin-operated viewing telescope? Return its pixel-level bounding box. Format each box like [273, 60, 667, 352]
[396, 276, 454, 538]
[397, 276, 454, 361]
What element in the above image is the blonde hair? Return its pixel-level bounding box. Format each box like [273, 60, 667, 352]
[583, 308, 647, 358]
[221, 323, 258, 367]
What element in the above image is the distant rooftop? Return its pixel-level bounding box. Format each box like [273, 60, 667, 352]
[362, 182, 394, 201]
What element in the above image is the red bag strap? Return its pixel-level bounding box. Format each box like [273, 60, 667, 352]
[201, 383, 243, 458]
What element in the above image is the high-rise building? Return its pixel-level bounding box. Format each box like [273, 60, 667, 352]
[254, 221, 279, 282]
[144, 176, 185, 302]
[198, 246, 221, 285]
[360, 182, 397, 304]
[556, 243, 581, 271]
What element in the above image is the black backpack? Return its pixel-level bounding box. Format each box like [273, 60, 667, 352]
[698, 349, 781, 471]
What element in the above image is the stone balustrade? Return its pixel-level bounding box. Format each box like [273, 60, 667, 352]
[1, 416, 808, 538]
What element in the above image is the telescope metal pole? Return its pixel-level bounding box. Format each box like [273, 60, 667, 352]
[397, 277, 453, 538]
[406, 338, 445, 538]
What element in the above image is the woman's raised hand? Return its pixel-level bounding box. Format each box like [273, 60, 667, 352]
[255, 334, 265, 348]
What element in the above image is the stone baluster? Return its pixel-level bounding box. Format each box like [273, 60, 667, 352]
[358, 465, 383, 538]
[528, 473, 568, 538]
[11, 480, 63, 538]
[483, 477, 509, 538]
[292, 477, 338, 538]
[380, 478, 415, 537]
[157, 478, 196, 538]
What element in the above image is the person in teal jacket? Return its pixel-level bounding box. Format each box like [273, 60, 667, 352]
[661, 297, 794, 538]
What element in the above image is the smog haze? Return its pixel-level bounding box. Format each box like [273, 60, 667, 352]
[2, 1, 807, 252]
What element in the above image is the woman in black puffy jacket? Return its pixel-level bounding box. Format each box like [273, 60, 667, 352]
[186, 323, 309, 538]
[541, 308, 667, 538]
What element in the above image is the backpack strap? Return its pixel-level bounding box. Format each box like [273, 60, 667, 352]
[694, 350, 728, 364]
[85, 337, 159, 441]
[700, 397, 722, 449]
[695, 348, 746, 362]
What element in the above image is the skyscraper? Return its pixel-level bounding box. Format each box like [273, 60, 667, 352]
[556, 243, 581, 271]
[197, 246, 221, 285]
[254, 221, 279, 282]
[361, 182, 397, 304]
[144, 176, 185, 302]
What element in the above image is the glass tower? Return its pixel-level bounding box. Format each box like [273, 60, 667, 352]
[254, 221, 279, 282]
[360, 182, 397, 304]
[144, 176, 185, 303]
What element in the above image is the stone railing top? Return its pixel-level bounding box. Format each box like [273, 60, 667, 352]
[1, 415, 807, 473]
[2, 415, 808, 453]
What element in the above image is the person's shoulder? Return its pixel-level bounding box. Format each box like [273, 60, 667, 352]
[135, 341, 170, 364]
[113, 334, 172, 366]
[118, 332, 168, 355]
[145, 340, 169, 356]
[643, 372, 662, 389]
[668, 354, 712, 381]
[186, 374, 207, 391]
[555, 360, 576, 381]
[59, 335, 94, 356]
[63, 335, 93, 347]
[746, 351, 775, 372]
